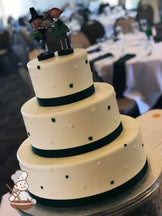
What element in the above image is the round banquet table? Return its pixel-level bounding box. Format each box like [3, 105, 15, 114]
[87, 34, 162, 114]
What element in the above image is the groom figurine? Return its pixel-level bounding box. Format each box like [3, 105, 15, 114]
[29, 7, 47, 50]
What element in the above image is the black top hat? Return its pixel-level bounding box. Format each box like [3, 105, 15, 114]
[29, 7, 43, 23]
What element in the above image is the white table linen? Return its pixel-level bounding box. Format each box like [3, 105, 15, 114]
[136, 109, 162, 167]
[87, 34, 162, 114]
[89, 8, 137, 38]
[89, 9, 126, 37]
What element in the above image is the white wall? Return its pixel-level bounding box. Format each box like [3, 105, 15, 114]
[0, 0, 90, 25]
[1, 0, 160, 25]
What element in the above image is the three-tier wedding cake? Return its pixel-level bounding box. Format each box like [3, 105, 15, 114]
[17, 48, 147, 206]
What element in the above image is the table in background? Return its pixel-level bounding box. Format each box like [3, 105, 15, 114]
[89, 6, 136, 37]
[87, 34, 162, 114]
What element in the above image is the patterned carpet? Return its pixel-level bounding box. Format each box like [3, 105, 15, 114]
[0, 71, 34, 197]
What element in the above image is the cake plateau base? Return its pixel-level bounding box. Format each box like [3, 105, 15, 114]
[18, 153, 161, 216]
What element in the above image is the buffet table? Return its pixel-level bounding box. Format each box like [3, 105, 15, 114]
[0, 109, 161, 216]
[87, 34, 162, 114]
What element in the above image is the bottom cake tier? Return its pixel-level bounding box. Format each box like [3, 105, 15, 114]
[17, 115, 147, 206]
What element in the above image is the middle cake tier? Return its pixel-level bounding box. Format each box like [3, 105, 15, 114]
[21, 83, 122, 156]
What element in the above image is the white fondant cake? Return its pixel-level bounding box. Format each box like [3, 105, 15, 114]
[17, 115, 146, 200]
[27, 49, 93, 99]
[17, 48, 147, 206]
[21, 83, 121, 151]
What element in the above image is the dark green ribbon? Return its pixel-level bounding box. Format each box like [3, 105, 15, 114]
[32, 122, 123, 158]
[37, 84, 95, 107]
[113, 54, 136, 98]
[29, 160, 148, 207]
[89, 53, 113, 82]
[89, 53, 113, 73]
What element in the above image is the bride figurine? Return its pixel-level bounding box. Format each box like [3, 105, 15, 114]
[49, 7, 73, 55]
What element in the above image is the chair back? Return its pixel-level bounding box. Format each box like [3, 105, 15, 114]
[81, 20, 105, 45]
[114, 17, 137, 34]
[118, 0, 126, 9]
[154, 22, 162, 41]
[70, 31, 91, 48]
[136, 4, 154, 27]
[0, 30, 10, 50]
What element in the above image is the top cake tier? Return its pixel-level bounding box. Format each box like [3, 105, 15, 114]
[27, 49, 94, 106]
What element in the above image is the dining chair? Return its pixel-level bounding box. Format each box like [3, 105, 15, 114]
[114, 16, 137, 35]
[154, 22, 162, 42]
[0, 30, 10, 51]
[136, 4, 154, 28]
[81, 20, 105, 45]
[116, 97, 140, 118]
[118, 0, 126, 10]
[70, 31, 91, 49]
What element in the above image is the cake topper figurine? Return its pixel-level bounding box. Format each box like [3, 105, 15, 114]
[29, 7, 73, 59]
[29, 7, 46, 50]
[49, 7, 73, 56]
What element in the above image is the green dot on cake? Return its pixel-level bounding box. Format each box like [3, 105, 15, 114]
[65, 175, 69, 179]
[27, 132, 30, 136]
[85, 59, 88, 64]
[69, 83, 73, 88]
[124, 144, 127, 147]
[142, 144, 144, 147]
[107, 105, 111, 110]
[37, 65, 41, 70]
[40, 186, 44, 189]
[88, 136, 93, 141]
[51, 118, 56, 123]
[110, 180, 114, 185]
